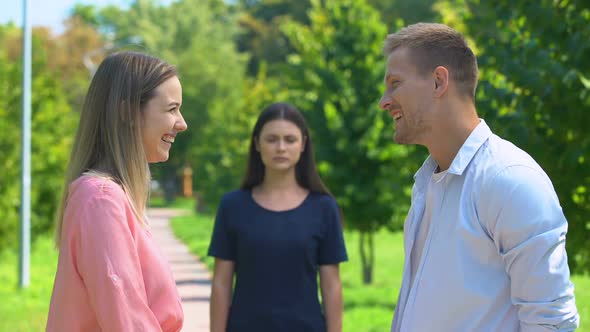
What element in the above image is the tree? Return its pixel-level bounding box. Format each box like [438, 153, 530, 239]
[0, 25, 77, 250]
[234, 0, 312, 75]
[438, 0, 590, 272]
[282, 0, 419, 283]
[368, 0, 438, 27]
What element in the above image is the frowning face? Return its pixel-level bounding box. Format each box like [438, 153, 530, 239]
[256, 119, 305, 172]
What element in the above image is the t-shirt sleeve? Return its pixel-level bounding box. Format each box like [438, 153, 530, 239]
[74, 191, 162, 331]
[318, 196, 348, 265]
[207, 195, 236, 260]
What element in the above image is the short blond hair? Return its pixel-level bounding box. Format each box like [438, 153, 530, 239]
[384, 23, 478, 100]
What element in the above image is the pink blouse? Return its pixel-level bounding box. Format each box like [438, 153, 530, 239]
[47, 175, 184, 332]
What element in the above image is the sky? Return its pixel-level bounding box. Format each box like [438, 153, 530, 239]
[0, 0, 173, 34]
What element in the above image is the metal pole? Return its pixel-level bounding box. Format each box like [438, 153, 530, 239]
[19, 0, 32, 288]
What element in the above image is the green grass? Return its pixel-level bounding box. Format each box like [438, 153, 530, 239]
[573, 274, 590, 328]
[171, 212, 589, 332]
[149, 195, 196, 210]
[0, 236, 57, 332]
[171, 213, 217, 271]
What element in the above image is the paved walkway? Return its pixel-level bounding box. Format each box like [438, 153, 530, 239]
[147, 208, 211, 332]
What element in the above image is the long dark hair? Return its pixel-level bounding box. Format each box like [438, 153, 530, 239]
[240, 102, 331, 196]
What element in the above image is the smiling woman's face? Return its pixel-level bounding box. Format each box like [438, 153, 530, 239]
[141, 76, 187, 163]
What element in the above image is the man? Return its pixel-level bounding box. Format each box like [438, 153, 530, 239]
[379, 23, 579, 331]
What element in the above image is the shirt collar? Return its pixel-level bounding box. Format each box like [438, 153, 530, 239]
[447, 119, 492, 175]
[414, 119, 492, 180]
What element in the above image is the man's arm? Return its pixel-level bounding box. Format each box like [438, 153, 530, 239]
[481, 165, 579, 331]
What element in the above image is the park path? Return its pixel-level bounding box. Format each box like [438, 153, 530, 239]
[147, 208, 211, 332]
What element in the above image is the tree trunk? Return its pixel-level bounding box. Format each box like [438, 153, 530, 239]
[359, 230, 375, 284]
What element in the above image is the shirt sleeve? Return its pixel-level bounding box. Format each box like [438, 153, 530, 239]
[318, 196, 348, 265]
[481, 165, 579, 331]
[207, 195, 236, 260]
[73, 191, 162, 332]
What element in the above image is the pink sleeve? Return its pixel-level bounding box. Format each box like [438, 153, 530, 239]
[73, 190, 162, 332]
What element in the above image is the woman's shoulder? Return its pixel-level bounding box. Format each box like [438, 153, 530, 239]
[219, 189, 250, 206]
[69, 172, 126, 202]
[308, 191, 337, 207]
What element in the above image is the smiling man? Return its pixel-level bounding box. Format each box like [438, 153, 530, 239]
[379, 23, 579, 332]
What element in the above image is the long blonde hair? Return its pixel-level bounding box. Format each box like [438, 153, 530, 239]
[55, 51, 178, 246]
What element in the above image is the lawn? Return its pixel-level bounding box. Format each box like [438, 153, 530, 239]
[171, 212, 589, 332]
[149, 196, 196, 210]
[0, 236, 57, 332]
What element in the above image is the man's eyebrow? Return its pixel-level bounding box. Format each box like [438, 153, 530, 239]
[384, 73, 391, 83]
[384, 73, 399, 83]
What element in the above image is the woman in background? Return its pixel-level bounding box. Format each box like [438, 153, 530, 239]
[209, 102, 348, 332]
[47, 51, 187, 332]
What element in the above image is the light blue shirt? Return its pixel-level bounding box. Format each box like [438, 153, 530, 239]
[392, 120, 580, 332]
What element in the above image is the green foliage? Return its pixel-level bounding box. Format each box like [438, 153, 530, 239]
[368, 0, 438, 27]
[439, 0, 590, 272]
[234, 0, 312, 75]
[0, 27, 76, 251]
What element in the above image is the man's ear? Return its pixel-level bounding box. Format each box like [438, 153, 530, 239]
[433, 66, 449, 97]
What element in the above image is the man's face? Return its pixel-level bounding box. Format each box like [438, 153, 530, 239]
[379, 47, 435, 145]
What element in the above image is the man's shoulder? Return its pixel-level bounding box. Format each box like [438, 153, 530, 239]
[469, 134, 556, 198]
[472, 134, 544, 178]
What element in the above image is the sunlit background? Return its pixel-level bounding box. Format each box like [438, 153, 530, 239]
[0, 0, 588, 331]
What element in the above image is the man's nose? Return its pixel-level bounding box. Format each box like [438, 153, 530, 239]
[379, 95, 392, 110]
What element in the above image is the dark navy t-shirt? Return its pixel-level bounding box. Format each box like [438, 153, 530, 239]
[208, 189, 348, 332]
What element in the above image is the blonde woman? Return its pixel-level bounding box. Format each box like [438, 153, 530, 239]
[47, 51, 187, 331]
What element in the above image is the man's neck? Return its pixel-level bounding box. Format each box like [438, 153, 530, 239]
[427, 104, 479, 171]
